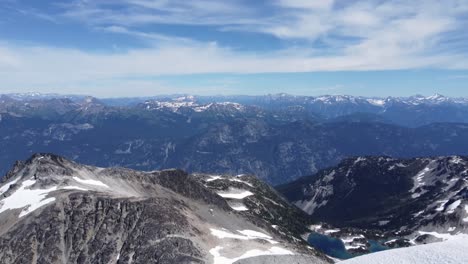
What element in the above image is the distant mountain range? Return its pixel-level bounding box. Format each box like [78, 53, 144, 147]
[2, 93, 468, 184]
[5, 92, 468, 126]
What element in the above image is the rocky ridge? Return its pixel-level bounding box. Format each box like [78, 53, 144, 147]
[0, 153, 329, 264]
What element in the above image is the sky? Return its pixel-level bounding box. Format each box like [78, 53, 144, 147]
[1, 0, 468, 98]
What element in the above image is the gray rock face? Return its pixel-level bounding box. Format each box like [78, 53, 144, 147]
[0, 154, 330, 264]
[0, 195, 204, 264]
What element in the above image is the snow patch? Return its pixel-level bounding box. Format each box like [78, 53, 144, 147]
[206, 175, 222, 182]
[72, 176, 109, 188]
[451, 156, 464, 165]
[324, 229, 340, 234]
[229, 204, 248, 211]
[342, 235, 365, 243]
[61, 186, 89, 191]
[367, 99, 386, 106]
[217, 189, 253, 199]
[411, 167, 432, 198]
[0, 179, 57, 218]
[446, 200, 461, 214]
[435, 200, 449, 212]
[378, 220, 390, 226]
[229, 178, 253, 187]
[354, 157, 366, 165]
[345, 244, 366, 250]
[388, 163, 407, 171]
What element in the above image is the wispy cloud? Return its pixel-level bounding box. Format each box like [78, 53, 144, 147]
[60, 0, 257, 26]
[1, 0, 468, 95]
[55, 0, 468, 58]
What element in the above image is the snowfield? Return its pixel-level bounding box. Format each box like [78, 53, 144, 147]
[341, 235, 468, 264]
[0, 179, 57, 218]
[0, 173, 105, 218]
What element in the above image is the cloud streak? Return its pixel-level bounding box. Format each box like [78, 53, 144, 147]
[1, 0, 468, 95]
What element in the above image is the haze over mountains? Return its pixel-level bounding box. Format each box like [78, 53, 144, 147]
[2, 93, 468, 184]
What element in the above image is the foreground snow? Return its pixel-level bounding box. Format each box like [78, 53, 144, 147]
[341, 235, 468, 264]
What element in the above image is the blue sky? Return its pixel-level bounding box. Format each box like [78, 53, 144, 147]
[1, 0, 468, 97]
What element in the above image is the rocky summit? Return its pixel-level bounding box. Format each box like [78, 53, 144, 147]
[0, 153, 329, 264]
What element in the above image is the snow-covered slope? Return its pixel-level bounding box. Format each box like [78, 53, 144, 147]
[340, 235, 468, 264]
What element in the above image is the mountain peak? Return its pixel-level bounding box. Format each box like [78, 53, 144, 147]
[0, 155, 328, 264]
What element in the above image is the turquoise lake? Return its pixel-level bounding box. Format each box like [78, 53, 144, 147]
[307, 232, 389, 259]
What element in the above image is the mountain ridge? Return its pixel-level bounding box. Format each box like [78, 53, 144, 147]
[0, 153, 329, 264]
[277, 155, 468, 254]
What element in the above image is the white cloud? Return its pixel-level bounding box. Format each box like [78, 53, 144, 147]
[60, 0, 256, 26]
[275, 0, 334, 10]
[0, 36, 466, 93]
[1, 0, 468, 95]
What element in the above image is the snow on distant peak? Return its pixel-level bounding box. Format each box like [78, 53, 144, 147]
[174, 95, 195, 102]
[193, 103, 213, 112]
[315, 95, 357, 104]
[425, 93, 447, 101]
[144, 99, 246, 113]
[354, 157, 367, 165]
[367, 99, 386, 106]
[450, 156, 465, 165]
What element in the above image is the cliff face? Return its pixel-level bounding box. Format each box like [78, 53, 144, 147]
[0, 154, 329, 264]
